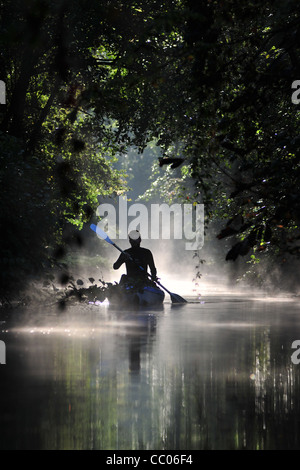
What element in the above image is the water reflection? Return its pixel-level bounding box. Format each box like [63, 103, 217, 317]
[1, 296, 300, 449]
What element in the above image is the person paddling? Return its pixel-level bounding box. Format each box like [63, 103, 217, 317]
[113, 230, 158, 285]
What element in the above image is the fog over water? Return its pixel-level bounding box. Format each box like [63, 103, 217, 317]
[1, 290, 300, 450]
[1, 154, 300, 451]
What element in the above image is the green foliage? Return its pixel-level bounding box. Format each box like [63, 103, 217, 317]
[0, 0, 129, 301]
[94, 0, 300, 269]
[0, 132, 57, 299]
[2, 0, 300, 301]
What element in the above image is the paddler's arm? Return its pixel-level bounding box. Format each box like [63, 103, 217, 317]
[148, 251, 157, 280]
[113, 252, 129, 270]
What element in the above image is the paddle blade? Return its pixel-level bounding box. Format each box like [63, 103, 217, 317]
[90, 224, 113, 245]
[170, 293, 188, 304]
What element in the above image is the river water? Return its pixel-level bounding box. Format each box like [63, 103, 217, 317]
[1, 290, 300, 450]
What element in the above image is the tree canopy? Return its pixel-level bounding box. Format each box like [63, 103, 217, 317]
[99, 0, 300, 282]
[1, 0, 300, 301]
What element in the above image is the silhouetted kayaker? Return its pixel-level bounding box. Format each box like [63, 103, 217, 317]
[113, 230, 157, 284]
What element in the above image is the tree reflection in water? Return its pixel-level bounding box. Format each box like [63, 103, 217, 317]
[0, 298, 300, 449]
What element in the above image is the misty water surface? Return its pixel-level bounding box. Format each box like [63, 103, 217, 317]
[1, 293, 300, 450]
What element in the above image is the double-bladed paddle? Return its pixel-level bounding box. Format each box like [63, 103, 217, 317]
[90, 224, 187, 304]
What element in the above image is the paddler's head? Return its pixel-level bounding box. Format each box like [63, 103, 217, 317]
[128, 229, 141, 247]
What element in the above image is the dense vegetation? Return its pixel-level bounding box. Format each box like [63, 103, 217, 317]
[1, 0, 300, 303]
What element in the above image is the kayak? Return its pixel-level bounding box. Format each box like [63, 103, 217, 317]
[130, 284, 165, 306]
[107, 283, 165, 306]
